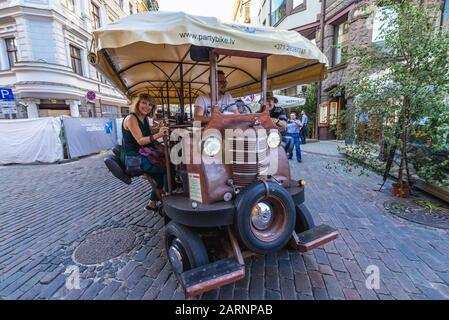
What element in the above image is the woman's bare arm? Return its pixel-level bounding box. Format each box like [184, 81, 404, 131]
[125, 116, 168, 145]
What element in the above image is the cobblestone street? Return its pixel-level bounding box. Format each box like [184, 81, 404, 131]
[1, 150, 449, 300]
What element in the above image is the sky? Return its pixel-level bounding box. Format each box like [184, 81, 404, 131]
[157, 0, 235, 21]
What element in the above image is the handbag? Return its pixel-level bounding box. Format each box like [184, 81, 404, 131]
[124, 155, 143, 176]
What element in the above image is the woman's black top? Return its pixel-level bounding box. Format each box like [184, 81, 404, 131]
[121, 113, 152, 156]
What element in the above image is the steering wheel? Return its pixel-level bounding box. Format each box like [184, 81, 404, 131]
[242, 104, 253, 114]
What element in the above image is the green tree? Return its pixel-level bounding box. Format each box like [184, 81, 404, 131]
[344, 0, 449, 194]
[297, 83, 317, 138]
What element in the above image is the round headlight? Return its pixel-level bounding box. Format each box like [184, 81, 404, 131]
[267, 132, 281, 148]
[204, 136, 221, 157]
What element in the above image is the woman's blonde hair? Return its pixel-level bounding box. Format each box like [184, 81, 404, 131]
[130, 93, 156, 116]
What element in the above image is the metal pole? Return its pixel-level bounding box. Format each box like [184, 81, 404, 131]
[163, 134, 172, 194]
[261, 56, 267, 105]
[188, 82, 193, 120]
[166, 81, 170, 120]
[209, 50, 218, 106]
[179, 62, 185, 120]
[316, 0, 326, 141]
[160, 87, 164, 121]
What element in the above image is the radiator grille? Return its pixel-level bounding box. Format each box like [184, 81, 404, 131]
[227, 134, 268, 187]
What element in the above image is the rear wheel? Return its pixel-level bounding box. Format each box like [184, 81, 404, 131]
[165, 222, 209, 275]
[235, 182, 296, 254]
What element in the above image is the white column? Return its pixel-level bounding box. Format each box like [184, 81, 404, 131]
[68, 100, 81, 117]
[24, 100, 39, 118]
[0, 39, 9, 70]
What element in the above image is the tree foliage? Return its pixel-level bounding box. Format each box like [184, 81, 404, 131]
[343, 0, 449, 190]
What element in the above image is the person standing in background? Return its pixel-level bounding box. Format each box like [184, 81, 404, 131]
[300, 110, 308, 144]
[286, 111, 302, 162]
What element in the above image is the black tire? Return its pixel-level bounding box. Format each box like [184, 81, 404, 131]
[295, 204, 315, 233]
[288, 204, 315, 250]
[234, 181, 296, 254]
[165, 222, 209, 275]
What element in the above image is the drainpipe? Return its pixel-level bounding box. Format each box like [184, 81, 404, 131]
[269, 0, 272, 26]
[316, 0, 326, 140]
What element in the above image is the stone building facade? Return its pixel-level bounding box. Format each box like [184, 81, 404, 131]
[315, 0, 448, 140]
[0, 0, 156, 120]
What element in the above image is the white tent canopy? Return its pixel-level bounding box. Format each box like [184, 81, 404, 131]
[90, 11, 328, 103]
[241, 94, 305, 109]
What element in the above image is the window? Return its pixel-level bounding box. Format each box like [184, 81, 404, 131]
[121, 106, 130, 117]
[293, 0, 304, 9]
[372, 7, 396, 45]
[333, 19, 349, 66]
[101, 105, 119, 118]
[91, 2, 101, 29]
[270, 0, 286, 26]
[5, 38, 18, 67]
[329, 102, 338, 125]
[119, 0, 124, 9]
[442, 0, 449, 27]
[63, 0, 75, 12]
[129, 3, 134, 14]
[70, 45, 83, 75]
[319, 103, 328, 125]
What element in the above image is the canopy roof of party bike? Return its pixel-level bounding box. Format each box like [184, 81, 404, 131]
[89, 11, 328, 105]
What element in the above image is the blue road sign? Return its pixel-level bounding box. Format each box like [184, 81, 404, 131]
[0, 88, 14, 100]
[104, 120, 113, 134]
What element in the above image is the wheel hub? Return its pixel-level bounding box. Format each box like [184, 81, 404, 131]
[251, 202, 273, 231]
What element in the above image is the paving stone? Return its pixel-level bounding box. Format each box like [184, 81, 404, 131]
[95, 280, 121, 300]
[342, 288, 361, 300]
[111, 285, 129, 300]
[2, 152, 449, 301]
[265, 289, 281, 300]
[294, 272, 313, 296]
[416, 285, 447, 300]
[312, 287, 329, 300]
[249, 275, 265, 300]
[323, 274, 344, 300]
[124, 265, 147, 289]
[279, 278, 296, 300]
[314, 249, 330, 265]
[334, 271, 354, 289]
[290, 252, 307, 273]
[319, 264, 334, 276]
[328, 254, 347, 273]
[353, 280, 378, 300]
[279, 259, 293, 280]
[79, 280, 105, 300]
[309, 271, 326, 289]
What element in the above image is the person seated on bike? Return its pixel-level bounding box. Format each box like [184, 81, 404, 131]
[264, 92, 294, 153]
[120, 93, 169, 211]
[194, 70, 238, 124]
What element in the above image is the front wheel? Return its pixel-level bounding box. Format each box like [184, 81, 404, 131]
[234, 181, 296, 254]
[165, 222, 209, 275]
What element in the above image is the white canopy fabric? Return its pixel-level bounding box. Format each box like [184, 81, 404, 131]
[90, 11, 328, 103]
[242, 94, 305, 109]
[0, 117, 63, 164]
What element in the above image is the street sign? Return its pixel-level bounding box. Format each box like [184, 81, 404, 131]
[1, 107, 17, 114]
[86, 91, 96, 101]
[0, 100, 16, 107]
[0, 88, 14, 100]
